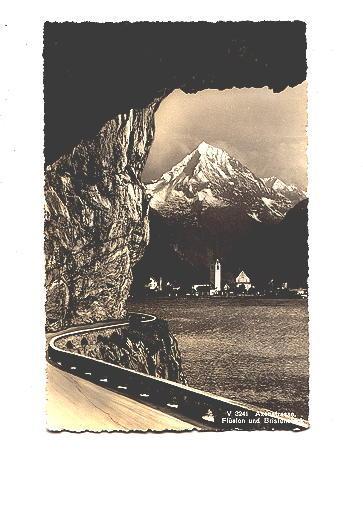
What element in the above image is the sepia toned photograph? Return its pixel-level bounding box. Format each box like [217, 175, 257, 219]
[44, 21, 308, 432]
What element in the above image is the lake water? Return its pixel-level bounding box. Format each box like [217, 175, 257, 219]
[128, 297, 309, 419]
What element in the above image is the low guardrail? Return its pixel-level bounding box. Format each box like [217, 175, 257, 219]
[47, 313, 309, 431]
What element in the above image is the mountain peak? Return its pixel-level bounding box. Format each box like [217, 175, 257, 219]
[197, 141, 214, 154]
[147, 144, 306, 221]
[195, 142, 231, 161]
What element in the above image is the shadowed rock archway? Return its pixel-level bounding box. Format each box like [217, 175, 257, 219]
[44, 21, 306, 331]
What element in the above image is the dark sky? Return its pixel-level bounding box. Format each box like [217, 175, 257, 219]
[143, 82, 307, 189]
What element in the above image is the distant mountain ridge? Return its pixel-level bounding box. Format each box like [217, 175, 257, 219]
[261, 176, 306, 204]
[147, 142, 306, 223]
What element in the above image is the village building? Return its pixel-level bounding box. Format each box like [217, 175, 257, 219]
[235, 270, 252, 291]
[145, 277, 159, 291]
[192, 284, 211, 296]
[145, 276, 163, 293]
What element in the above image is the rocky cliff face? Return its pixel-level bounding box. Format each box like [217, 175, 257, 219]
[45, 100, 160, 331]
[56, 318, 187, 384]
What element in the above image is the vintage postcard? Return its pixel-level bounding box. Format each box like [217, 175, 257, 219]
[44, 21, 308, 432]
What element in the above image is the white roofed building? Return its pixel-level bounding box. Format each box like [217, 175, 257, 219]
[236, 270, 252, 291]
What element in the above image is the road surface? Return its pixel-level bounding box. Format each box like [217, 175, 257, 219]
[46, 364, 197, 432]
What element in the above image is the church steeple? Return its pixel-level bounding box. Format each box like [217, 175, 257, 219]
[214, 259, 222, 292]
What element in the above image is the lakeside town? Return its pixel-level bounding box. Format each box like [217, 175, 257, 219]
[140, 259, 308, 299]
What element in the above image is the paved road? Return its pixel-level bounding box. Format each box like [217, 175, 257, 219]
[47, 364, 197, 432]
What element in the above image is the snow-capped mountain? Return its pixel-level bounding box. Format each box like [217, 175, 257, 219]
[132, 142, 308, 291]
[147, 142, 305, 223]
[262, 176, 306, 205]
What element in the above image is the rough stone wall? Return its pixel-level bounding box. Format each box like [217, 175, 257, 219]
[56, 319, 187, 384]
[45, 100, 160, 331]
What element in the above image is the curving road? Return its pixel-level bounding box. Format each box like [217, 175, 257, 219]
[47, 313, 198, 432]
[47, 312, 157, 347]
[46, 313, 308, 432]
[47, 363, 197, 432]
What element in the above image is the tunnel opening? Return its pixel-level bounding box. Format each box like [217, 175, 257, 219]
[132, 84, 307, 297]
[44, 21, 307, 330]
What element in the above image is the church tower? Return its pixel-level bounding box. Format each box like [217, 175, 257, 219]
[214, 259, 222, 292]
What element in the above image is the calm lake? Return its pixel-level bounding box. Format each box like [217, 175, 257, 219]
[127, 297, 309, 419]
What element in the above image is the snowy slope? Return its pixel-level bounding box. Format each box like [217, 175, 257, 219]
[262, 176, 307, 204]
[147, 142, 304, 223]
